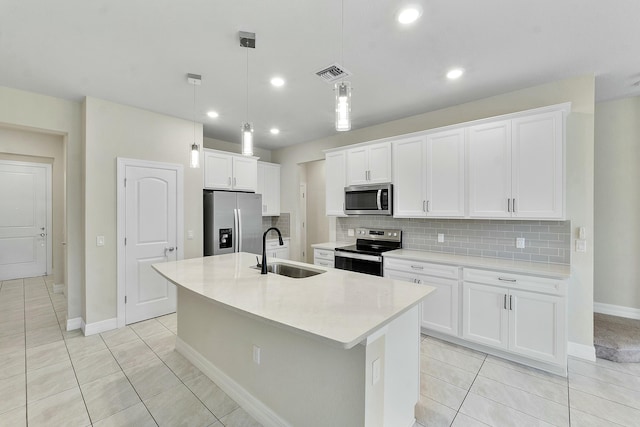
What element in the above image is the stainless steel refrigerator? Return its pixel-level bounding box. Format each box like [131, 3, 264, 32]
[203, 190, 263, 256]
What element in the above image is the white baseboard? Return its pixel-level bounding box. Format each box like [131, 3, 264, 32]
[568, 341, 596, 361]
[176, 337, 291, 427]
[594, 302, 640, 320]
[82, 317, 118, 336]
[66, 317, 83, 331]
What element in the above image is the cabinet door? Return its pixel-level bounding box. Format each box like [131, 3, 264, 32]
[511, 111, 564, 219]
[367, 142, 392, 183]
[468, 121, 512, 218]
[273, 246, 290, 260]
[204, 151, 233, 190]
[392, 136, 427, 217]
[346, 146, 369, 185]
[426, 129, 465, 217]
[256, 162, 266, 213]
[462, 282, 508, 349]
[508, 289, 565, 364]
[232, 156, 257, 192]
[420, 276, 460, 337]
[325, 151, 347, 216]
[263, 163, 280, 216]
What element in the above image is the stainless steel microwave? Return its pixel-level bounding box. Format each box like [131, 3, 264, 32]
[344, 183, 393, 215]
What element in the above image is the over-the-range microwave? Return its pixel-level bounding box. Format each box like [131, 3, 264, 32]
[344, 183, 393, 215]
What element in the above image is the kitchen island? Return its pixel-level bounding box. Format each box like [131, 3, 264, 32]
[153, 252, 434, 427]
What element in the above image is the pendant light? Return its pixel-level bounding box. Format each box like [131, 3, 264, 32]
[335, 0, 351, 132]
[187, 73, 201, 168]
[240, 31, 256, 156]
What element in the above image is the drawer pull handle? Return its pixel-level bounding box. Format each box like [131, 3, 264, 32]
[498, 277, 516, 282]
[504, 294, 507, 310]
[510, 295, 513, 310]
[411, 265, 424, 270]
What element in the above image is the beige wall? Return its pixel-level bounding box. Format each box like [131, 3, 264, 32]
[272, 75, 596, 350]
[304, 160, 330, 263]
[0, 86, 83, 322]
[84, 97, 204, 324]
[203, 136, 272, 162]
[594, 97, 640, 309]
[0, 129, 65, 285]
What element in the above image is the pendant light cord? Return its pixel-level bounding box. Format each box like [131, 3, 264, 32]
[246, 45, 249, 121]
[341, 0, 344, 68]
[193, 78, 196, 144]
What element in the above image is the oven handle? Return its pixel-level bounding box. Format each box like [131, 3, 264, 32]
[377, 189, 382, 210]
[334, 251, 382, 263]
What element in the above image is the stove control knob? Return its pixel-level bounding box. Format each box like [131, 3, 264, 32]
[393, 233, 398, 237]
[388, 233, 391, 236]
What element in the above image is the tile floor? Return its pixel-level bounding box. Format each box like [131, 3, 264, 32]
[2, 276, 640, 426]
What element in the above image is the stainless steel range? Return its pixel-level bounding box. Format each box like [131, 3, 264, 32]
[334, 228, 402, 276]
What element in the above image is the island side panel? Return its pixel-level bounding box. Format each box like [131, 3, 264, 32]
[176, 287, 366, 427]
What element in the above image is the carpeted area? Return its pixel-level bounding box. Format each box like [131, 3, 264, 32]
[594, 313, 640, 362]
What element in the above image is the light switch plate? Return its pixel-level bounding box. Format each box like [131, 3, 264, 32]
[187, 230, 194, 240]
[437, 233, 444, 243]
[348, 229, 355, 237]
[516, 238, 525, 249]
[576, 239, 587, 253]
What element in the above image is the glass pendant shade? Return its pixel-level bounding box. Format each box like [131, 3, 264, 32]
[190, 142, 200, 168]
[335, 81, 351, 131]
[241, 122, 254, 156]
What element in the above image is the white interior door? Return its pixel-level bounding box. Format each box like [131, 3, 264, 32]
[124, 164, 179, 324]
[0, 161, 50, 280]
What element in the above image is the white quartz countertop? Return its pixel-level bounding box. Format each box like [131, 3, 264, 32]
[384, 249, 570, 279]
[153, 253, 433, 349]
[311, 241, 353, 250]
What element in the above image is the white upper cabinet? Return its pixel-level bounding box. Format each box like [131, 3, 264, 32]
[256, 162, 280, 216]
[203, 149, 257, 192]
[347, 142, 391, 185]
[511, 111, 564, 218]
[325, 150, 347, 216]
[426, 128, 466, 217]
[392, 136, 427, 217]
[393, 129, 465, 218]
[468, 120, 512, 218]
[468, 111, 564, 219]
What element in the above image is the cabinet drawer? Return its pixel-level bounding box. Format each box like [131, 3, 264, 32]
[314, 248, 334, 262]
[463, 268, 565, 296]
[315, 259, 334, 268]
[266, 240, 289, 250]
[383, 258, 460, 280]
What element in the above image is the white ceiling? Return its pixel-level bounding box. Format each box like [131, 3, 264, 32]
[1, 1, 639, 150]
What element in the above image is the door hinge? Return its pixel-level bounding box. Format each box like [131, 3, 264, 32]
[125, 295, 127, 304]
[124, 178, 127, 187]
[124, 237, 127, 245]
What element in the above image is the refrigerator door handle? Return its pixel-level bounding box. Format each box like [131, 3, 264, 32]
[237, 208, 242, 252]
[233, 208, 239, 252]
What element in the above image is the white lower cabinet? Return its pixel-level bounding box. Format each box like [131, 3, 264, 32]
[313, 248, 335, 268]
[266, 239, 289, 260]
[384, 258, 460, 337]
[462, 268, 566, 366]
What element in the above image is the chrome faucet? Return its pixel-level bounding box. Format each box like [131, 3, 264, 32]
[261, 227, 284, 274]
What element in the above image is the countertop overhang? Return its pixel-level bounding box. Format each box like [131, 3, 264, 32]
[152, 253, 433, 349]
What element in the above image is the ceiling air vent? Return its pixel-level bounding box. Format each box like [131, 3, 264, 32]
[315, 63, 352, 83]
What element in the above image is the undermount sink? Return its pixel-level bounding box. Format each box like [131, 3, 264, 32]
[253, 262, 326, 279]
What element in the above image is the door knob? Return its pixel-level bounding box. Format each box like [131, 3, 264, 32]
[40, 233, 46, 237]
[164, 247, 175, 255]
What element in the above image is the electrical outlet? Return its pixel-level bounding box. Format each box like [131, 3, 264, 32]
[576, 239, 587, 253]
[372, 358, 381, 385]
[96, 236, 105, 247]
[348, 228, 355, 237]
[437, 233, 444, 243]
[187, 230, 194, 240]
[252, 345, 261, 365]
[516, 238, 525, 249]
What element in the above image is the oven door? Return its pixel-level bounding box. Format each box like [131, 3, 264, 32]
[334, 251, 383, 276]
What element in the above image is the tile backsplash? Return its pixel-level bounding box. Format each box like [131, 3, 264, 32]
[337, 217, 571, 264]
[262, 213, 290, 238]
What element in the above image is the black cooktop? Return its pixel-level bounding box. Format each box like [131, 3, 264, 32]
[334, 227, 402, 256]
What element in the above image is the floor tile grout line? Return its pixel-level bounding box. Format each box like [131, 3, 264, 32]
[567, 368, 640, 396]
[448, 353, 487, 426]
[128, 320, 224, 425]
[96, 331, 160, 427]
[566, 380, 640, 415]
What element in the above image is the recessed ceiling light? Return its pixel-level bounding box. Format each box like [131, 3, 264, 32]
[446, 68, 464, 80]
[397, 7, 422, 24]
[207, 111, 219, 118]
[270, 128, 280, 135]
[270, 77, 285, 87]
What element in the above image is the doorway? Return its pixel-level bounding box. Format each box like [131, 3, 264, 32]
[117, 158, 184, 326]
[0, 160, 52, 280]
[300, 160, 330, 263]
